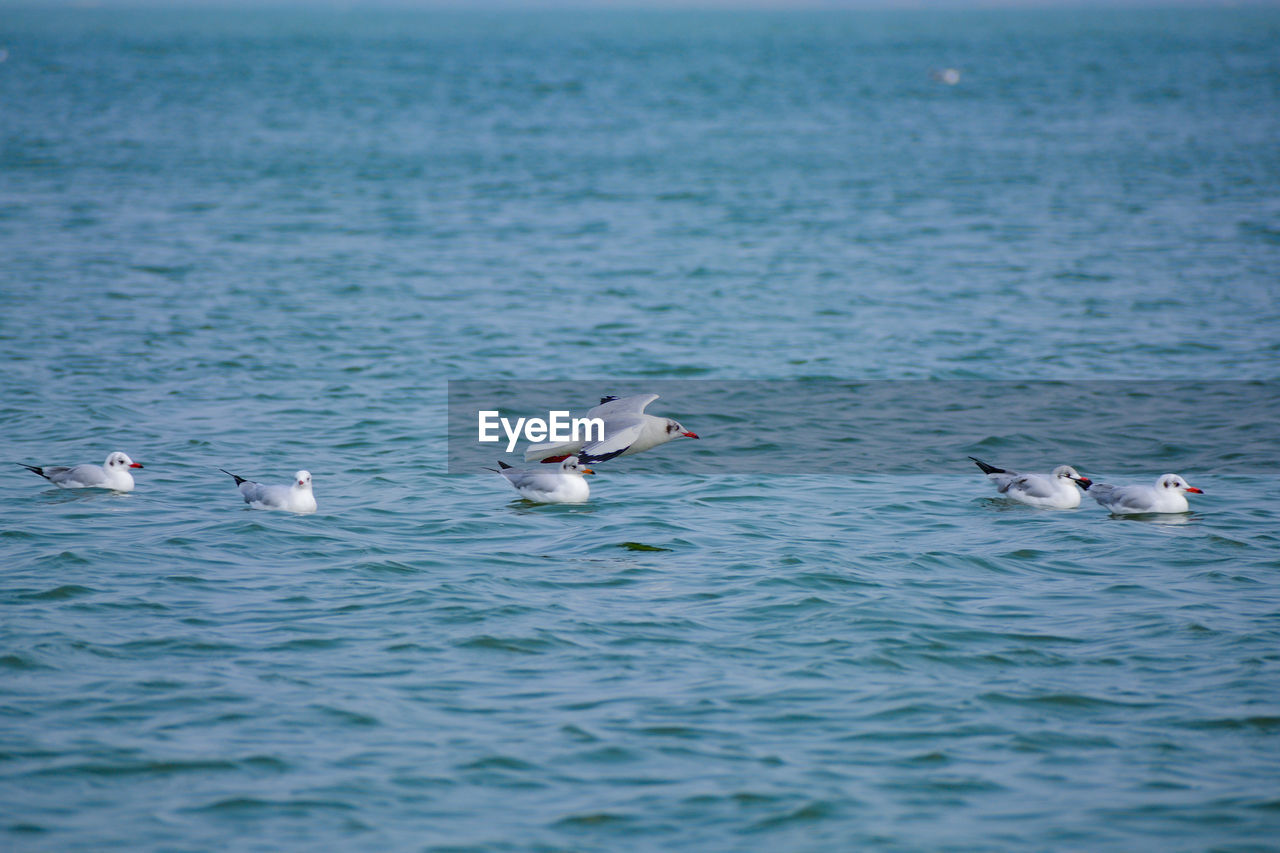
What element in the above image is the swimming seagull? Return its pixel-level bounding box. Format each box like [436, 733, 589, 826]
[18, 451, 144, 492]
[524, 394, 698, 464]
[1087, 474, 1203, 515]
[220, 468, 317, 513]
[488, 456, 594, 503]
[970, 456, 1092, 509]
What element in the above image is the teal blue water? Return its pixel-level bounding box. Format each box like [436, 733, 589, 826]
[3, 7, 1280, 851]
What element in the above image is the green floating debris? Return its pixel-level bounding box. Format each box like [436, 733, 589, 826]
[617, 542, 672, 552]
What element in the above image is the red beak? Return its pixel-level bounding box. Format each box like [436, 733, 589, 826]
[682, 431, 699, 439]
[1185, 487, 1203, 494]
[130, 463, 144, 468]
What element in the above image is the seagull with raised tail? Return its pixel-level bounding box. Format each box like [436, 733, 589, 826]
[18, 451, 144, 492]
[220, 468, 317, 513]
[524, 394, 698, 464]
[1087, 474, 1203, 515]
[488, 455, 594, 503]
[970, 456, 1092, 509]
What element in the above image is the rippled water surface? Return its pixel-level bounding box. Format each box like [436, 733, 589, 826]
[2, 7, 1279, 851]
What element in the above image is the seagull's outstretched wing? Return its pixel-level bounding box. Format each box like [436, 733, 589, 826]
[578, 418, 646, 463]
[588, 394, 659, 419]
[526, 394, 663, 462]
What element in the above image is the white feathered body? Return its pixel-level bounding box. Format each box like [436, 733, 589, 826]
[492, 457, 593, 503]
[1089, 483, 1188, 514]
[984, 470, 1083, 509]
[223, 469, 317, 513]
[21, 452, 142, 492]
[524, 394, 694, 463]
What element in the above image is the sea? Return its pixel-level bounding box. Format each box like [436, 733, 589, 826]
[2, 5, 1279, 851]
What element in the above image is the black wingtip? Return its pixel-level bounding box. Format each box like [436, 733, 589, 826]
[17, 463, 47, 480]
[497, 461, 513, 470]
[969, 456, 1005, 475]
[599, 395, 618, 404]
[580, 448, 625, 465]
[218, 468, 247, 486]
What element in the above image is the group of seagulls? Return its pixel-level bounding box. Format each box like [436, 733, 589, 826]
[12, 393, 696, 513]
[970, 456, 1203, 514]
[14, 393, 1205, 517]
[486, 395, 1205, 516]
[17, 452, 316, 513]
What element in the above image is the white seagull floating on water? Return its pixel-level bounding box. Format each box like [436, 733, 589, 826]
[524, 394, 698, 464]
[18, 451, 144, 492]
[488, 455, 594, 503]
[1087, 474, 1202, 515]
[970, 456, 1092, 509]
[220, 468, 317, 513]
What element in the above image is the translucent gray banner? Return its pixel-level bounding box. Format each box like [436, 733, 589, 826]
[448, 380, 1280, 476]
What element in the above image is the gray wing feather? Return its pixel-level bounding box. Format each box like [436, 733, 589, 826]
[1089, 484, 1121, 506]
[588, 394, 659, 418]
[1008, 474, 1055, 499]
[1107, 486, 1154, 512]
[986, 471, 1019, 492]
[242, 482, 289, 506]
[502, 468, 563, 492]
[52, 464, 107, 487]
